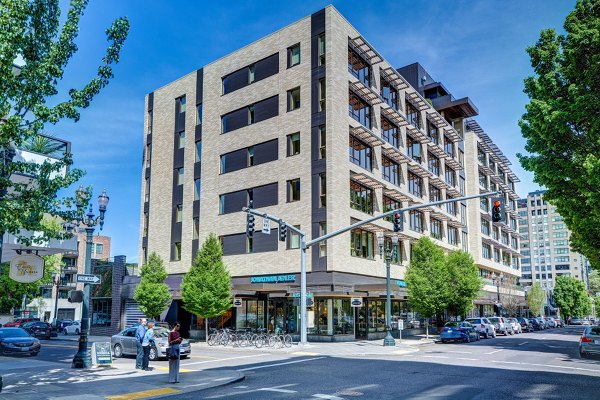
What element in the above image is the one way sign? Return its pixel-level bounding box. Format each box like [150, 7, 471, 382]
[76, 274, 102, 285]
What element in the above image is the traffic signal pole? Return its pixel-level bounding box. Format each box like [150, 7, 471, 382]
[243, 191, 499, 346]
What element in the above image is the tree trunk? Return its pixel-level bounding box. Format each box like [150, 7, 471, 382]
[205, 319, 208, 342]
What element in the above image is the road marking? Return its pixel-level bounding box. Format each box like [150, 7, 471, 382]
[313, 394, 345, 400]
[182, 354, 268, 366]
[233, 386, 249, 389]
[491, 360, 600, 373]
[444, 350, 472, 354]
[292, 351, 320, 356]
[237, 357, 326, 371]
[518, 342, 529, 346]
[213, 377, 234, 382]
[258, 387, 298, 393]
[39, 343, 79, 349]
[155, 367, 196, 373]
[485, 349, 503, 354]
[190, 355, 219, 359]
[457, 358, 478, 361]
[106, 388, 181, 399]
[422, 355, 450, 359]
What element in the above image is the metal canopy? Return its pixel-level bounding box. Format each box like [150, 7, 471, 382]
[380, 103, 408, 127]
[427, 142, 447, 159]
[349, 36, 384, 65]
[431, 209, 452, 221]
[383, 188, 411, 203]
[381, 145, 411, 164]
[444, 126, 462, 142]
[406, 124, 429, 143]
[350, 171, 386, 189]
[380, 66, 409, 90]
[445, 156, 463, 171]
[349, 124, 384, 147]
[426, 109, 449, 129]
[349, 80, 383, 106]
[406, 91, 429, 111]
[407, 161, 430, 178]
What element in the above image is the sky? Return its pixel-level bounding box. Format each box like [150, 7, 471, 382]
[51, 0, 576, 263]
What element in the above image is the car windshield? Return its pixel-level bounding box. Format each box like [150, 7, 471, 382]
[444, 322, 459, 327]
[467, 319, 481, 324]
[21, 322, 35, 328]
[0, 328, 30, 338]
[153, 327, 170, 338]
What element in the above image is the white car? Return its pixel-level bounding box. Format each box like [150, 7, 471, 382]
[545, 317, 557, 328]
[465, 317, 496, 339]
[507, 318, 522, 334]
[63, 321, 81, 335]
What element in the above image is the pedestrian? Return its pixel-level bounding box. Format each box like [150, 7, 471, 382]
[142, 321, 155, 371]
[168, 322, 182, 383]
[135, 318, 147, 370]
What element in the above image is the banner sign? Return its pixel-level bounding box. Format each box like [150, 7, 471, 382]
[351, 297, 363, 307]
[92, 342, 112, 366]
[9, 254, 45, 283]
[250, 274, 296, 284]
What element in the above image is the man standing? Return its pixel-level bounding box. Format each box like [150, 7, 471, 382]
[135, 318, 147, 370]
[142, 321, 155, 371]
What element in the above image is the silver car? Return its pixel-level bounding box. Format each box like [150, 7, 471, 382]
[111, 326, 191, 361]
[465, 318, 496, 339]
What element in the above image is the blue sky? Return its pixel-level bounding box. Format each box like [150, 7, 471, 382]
[52, 1, 576, 262]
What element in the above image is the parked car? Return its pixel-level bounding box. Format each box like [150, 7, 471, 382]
[545, 317, 557, 328]
[583, 319, 591, 326]
[553, 318, 564, 328]
[529, 318, 543, 331]
[535, 317, 547, 329]
[579, 325, 600, 357]
[63, 321, 81, 335]
[111, 326, 191, 361]
[488, 317, 513, 335]
[507, 318, 522, 334]
[570, 317, 583, 325]
[406, 320, 421, 329]
[0, 328, 41, 356]
[3, 318, 39, 328]
[439, 321, 480, 343]
[517, 317, 533, 332]
[55, 320, 73, 331]
[21, 321, 52, 339]
[465, 317, 496, 339]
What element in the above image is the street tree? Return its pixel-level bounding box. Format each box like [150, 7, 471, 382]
[518, 0, 600, 268]
[134, 252, 172, 320]
[589, 270, 600, 294]
[528, 283, 545, 317]
[445, 251, 483, 318]
[181, 233, 232, 340]
[553, 275, 592, 320]
[405, 237, 448, 338]
[0, 0, 129, 247]
[500, 282, 522, 317]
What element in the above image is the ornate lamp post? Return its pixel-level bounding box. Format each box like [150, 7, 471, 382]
[377, 233, 399, 347]
[68, 185, 109, 369]
[51, 266, 65, 326]
[492, 272, 504, 315]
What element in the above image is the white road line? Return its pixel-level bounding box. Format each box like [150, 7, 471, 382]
[258, 387, 298, 393]
[491, 360, 600, 373]
[485, 349, 503, 354]
[237, 357, 326, 371]
[182, 354, 268, 366]
[183, 382, 210, 388]
[457, 358, 478, 361]
[518, 342, 529, 346]
[422, 355, 450, 359]
[233, 386, 249, 389]
[313, 394, 345, 400]
[445, 351, 472, 354]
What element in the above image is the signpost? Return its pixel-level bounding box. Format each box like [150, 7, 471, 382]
[262, 219, 271, 234]
[76, 274, 101, 285]
[92, 342, 112, 367]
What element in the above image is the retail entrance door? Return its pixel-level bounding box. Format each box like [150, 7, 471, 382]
[355, 304, 367, 339]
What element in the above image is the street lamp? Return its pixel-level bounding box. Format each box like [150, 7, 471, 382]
[492, 272, 504, 315]
[51, 267, 65, 327]
[377, 232, 399, 347]
[68, 185, 109, 369]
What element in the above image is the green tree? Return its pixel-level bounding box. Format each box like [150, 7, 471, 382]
[181, 233, 232, 340]
[405, 237, 448, 338]
[445, 251, 483, 318]
[518, 0, 600, 269]
[589, 270, 600, 294]
[553, 275, 592, 320]
[134, 252, 171, 319]
[0, 0, 129, 246]
[528, 283, 545, 317]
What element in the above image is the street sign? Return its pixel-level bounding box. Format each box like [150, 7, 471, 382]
[92, 342, 112, 366]
[262, 218, 271, 234]
[76, 274, 101, 285]
[291, 292, 314, 298]
[351, 297, 363, 307]
[233, 298, 243, 307]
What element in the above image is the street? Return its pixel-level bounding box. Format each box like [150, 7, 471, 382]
[1, 326, 599, 399]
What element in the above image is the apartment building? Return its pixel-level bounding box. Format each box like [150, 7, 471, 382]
[140, 6, 520, 339]
[518, 190, 591, 295]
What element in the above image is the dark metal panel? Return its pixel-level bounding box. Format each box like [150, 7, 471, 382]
[222, 233, 247, 256]
[173, 148, 184, 169]
[172, 184, 183, 205]
[191, 239, 199, 261]
[147, 92, 154, 111]
[196, 69, 203, 103]
[253, 139, 278, 165]
[222, 190, 247, 214]
[194, 124, 202, 141]
[175, 113, 185, 132]
[253, 230, 278, 253]
[222, 107, 248, 133]
[223, 68, 249, 94]
[253, 182, 278, 208]
[145, 168, 151, 179]
[311, 222, 327, 272]
[146, 133, 152, 145]
[193, 200, 200, 218]
[143, 202, 149, 213]
[254, 53, 279, 81]
[253, 95, 279, 123]
[194, 162, 201, 179]
[311, 9, 326, 69]
[221, 148, 247, 174]
[142, 236, 148, 248]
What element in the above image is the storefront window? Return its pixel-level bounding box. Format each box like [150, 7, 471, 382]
[333, 299, 354, 335]
[368, 300, 386, 332]
[235, 299, 264, 330]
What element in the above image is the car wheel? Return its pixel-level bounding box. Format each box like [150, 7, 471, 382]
[465, 334, 470, 343]
[63, 329, 68, 335]
[476, 333, 480, 341]
[113, 344, 123, 358]
[484, 331, 489, 339]
[441, 340, 447, 344]
[30, 352, 39, 356]
[149, 346, 158, 361]
[75, 329, 80, 335]
[181, 355, 189, 359]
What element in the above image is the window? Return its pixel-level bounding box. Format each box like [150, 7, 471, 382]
[381, 117, 399, 148]
[248, 64, 255, 84]
[193, 217, 199, 240]
[459, 176, 465, 195]
[147, 110, 153, 134]
[444, 136, 454, 157]
[319, 222, 327, 257]
[479, 172, 488, 189]
[448, 226, 459, 246]
[429, 185, 441, 203]
[221, 95, 279, 133]
[380, 77, 397, 109]
[445, 166, 456, 187]
[288, 43, 300, 67]
[427, 121, 438, 145]
[319, 173, 326, 208]
[458, 149, 464, 167]
[196, 103, 202, 125]
[195, 141, 202, 163]
[407, 135, 421, 163]
[382, 156, 400, 186]
[222, 53, 279, 94]
[428, 153, 440, 175]
[481, 218, 490, 236]
[247, 147, 255, 166]
[319, 126, 326, 159]
[177, 168, 184, 185]
[145, 144, 151, 168]
[349, 135, 372, 171]
[406, 99, 421, 129]
[178, 131, 186, 149]
[174, 242, 181, 261]
[95, 243, 103, 254]
[143, 212, 148, 236]
[383, 196, 401, 223]
[319, 78, 326, 112]
[288, 87, 301, 111]
[462, 231, 469, 252]
[482, 242, 491, 259]
[178, 96, 186, 113]
[194, 179, 201, 201]
[348, 47, 371, 86]
[176, 204, 183, 223]
[477, 146, 487, 165]
[446, 195, 457, 216]
[350, 180, 373, 214]
[288, 225, 301, 249]
[287, 178, 300, 202]
[144, 178, 150, 202]
[409, 210, 423, 233]
[287, 132, 300, 156]
[318, 34, 325, 65]
[431, 218, 443, 240]
[494, 248, 501, 263]
[408, 172, 422, 198]
[351, 228, 374, 259]
[349, 91, 372, 128]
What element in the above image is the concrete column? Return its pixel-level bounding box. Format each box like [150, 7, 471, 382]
[327, 298, 333, 335]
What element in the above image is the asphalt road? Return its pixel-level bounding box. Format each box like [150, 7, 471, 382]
[168, 326, 600, 400]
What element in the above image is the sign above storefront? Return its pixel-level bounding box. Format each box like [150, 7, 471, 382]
[351, 297, 363, 307]
[233, 298, 243, 307]
[396, 280, 407, 288]
[291, 292, 313, 298]
[250, 274, 296, 284]
[9, 254, 45, 283]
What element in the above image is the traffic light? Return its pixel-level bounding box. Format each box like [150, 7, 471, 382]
[279, 222, 287, 242]
[491, 197, 504, 223]
[393, 212, 402, 232]
[246, 214, 255, 237]
[68, 290, 84, 303]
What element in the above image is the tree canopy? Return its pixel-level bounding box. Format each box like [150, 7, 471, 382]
[553, 275, 592, 319]
[518, 0, 600, 268]
[0, 0, 129, 245]
[445, 251, 482, 317]
[527, 283, 545, 317]
[133, 252, 171, 319]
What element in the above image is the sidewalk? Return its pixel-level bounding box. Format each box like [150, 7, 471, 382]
[2, 360, 243, 399]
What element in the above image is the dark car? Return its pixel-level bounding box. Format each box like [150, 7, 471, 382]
[517, 317, 533, 332]
[2, 318, 40, 328]
[439, 321, 480, 343]
[529, 318, 543, 331]
[21, 321, 52, 339]
[0, 328, 41, 356]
